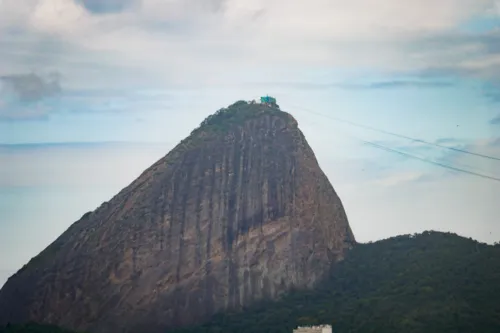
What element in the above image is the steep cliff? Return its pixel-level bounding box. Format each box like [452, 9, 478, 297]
[0, 100, 355, 333]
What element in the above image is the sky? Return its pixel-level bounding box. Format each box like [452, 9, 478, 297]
[1, 0, 500, 288]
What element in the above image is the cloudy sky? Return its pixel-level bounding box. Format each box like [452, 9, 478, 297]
[1, 0, 500, 287]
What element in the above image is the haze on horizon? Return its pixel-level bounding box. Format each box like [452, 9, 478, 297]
[1, 0, 500, 287]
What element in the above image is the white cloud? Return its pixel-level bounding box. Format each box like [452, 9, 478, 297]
[29, 0, 90, 34]
[0, 142, 172, 187]
[323, 136, 500, 244]
[1, 0, 498, 91]
[371, 171, 428, 187]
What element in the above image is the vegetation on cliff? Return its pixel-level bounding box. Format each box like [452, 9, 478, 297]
[163, 100, 291, 162]
[184, 100, 289, 143]
[4, 231, 499, 333]
[196, 101, 279, 131]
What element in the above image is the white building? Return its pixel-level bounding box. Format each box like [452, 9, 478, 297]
[293, 324, 332, 333]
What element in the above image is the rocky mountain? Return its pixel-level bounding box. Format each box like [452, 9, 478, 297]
[0, 100, 355, 333]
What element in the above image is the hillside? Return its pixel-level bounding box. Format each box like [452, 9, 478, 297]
[0, 100, 354, 333]
[169, 231, 500, 333]
[2, 231, 499, 333]
[0, 323, 83, 333]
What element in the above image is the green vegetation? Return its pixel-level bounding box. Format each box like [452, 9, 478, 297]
[171, 231, 500, 333]
[167, 100, 288, 158]
[0, 323, 84, 333]
[189, 100, 284, 137]
[4, 231, 499, 333]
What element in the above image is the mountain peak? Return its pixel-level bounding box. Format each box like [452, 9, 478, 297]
[0, 99, 354, 333]
[188, 99, 290, 138]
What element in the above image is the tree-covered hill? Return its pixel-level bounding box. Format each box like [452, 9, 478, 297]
[171, 231, 500, 333]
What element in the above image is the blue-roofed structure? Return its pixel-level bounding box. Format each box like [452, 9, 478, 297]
[260, 95, 277, 105]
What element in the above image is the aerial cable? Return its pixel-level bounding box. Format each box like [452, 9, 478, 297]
[283, 106, 500, 183]
[361, 140, 500, 183]
[286, 104, 500, 162]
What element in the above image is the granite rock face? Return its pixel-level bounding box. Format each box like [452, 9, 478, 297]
[0, 101, 355, 333]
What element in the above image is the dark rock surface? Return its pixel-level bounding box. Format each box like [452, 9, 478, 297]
[0, 101, 355, 333]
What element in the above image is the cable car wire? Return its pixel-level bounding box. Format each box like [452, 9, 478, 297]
[361, 140, 500, 183]
[286, 104, 500, 162]
[281, 106, 500, 183]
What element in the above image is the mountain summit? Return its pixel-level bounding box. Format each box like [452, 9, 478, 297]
[0, 100, 355, 333]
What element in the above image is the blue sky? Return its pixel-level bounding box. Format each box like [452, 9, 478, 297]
[1, 0, 500, 287]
